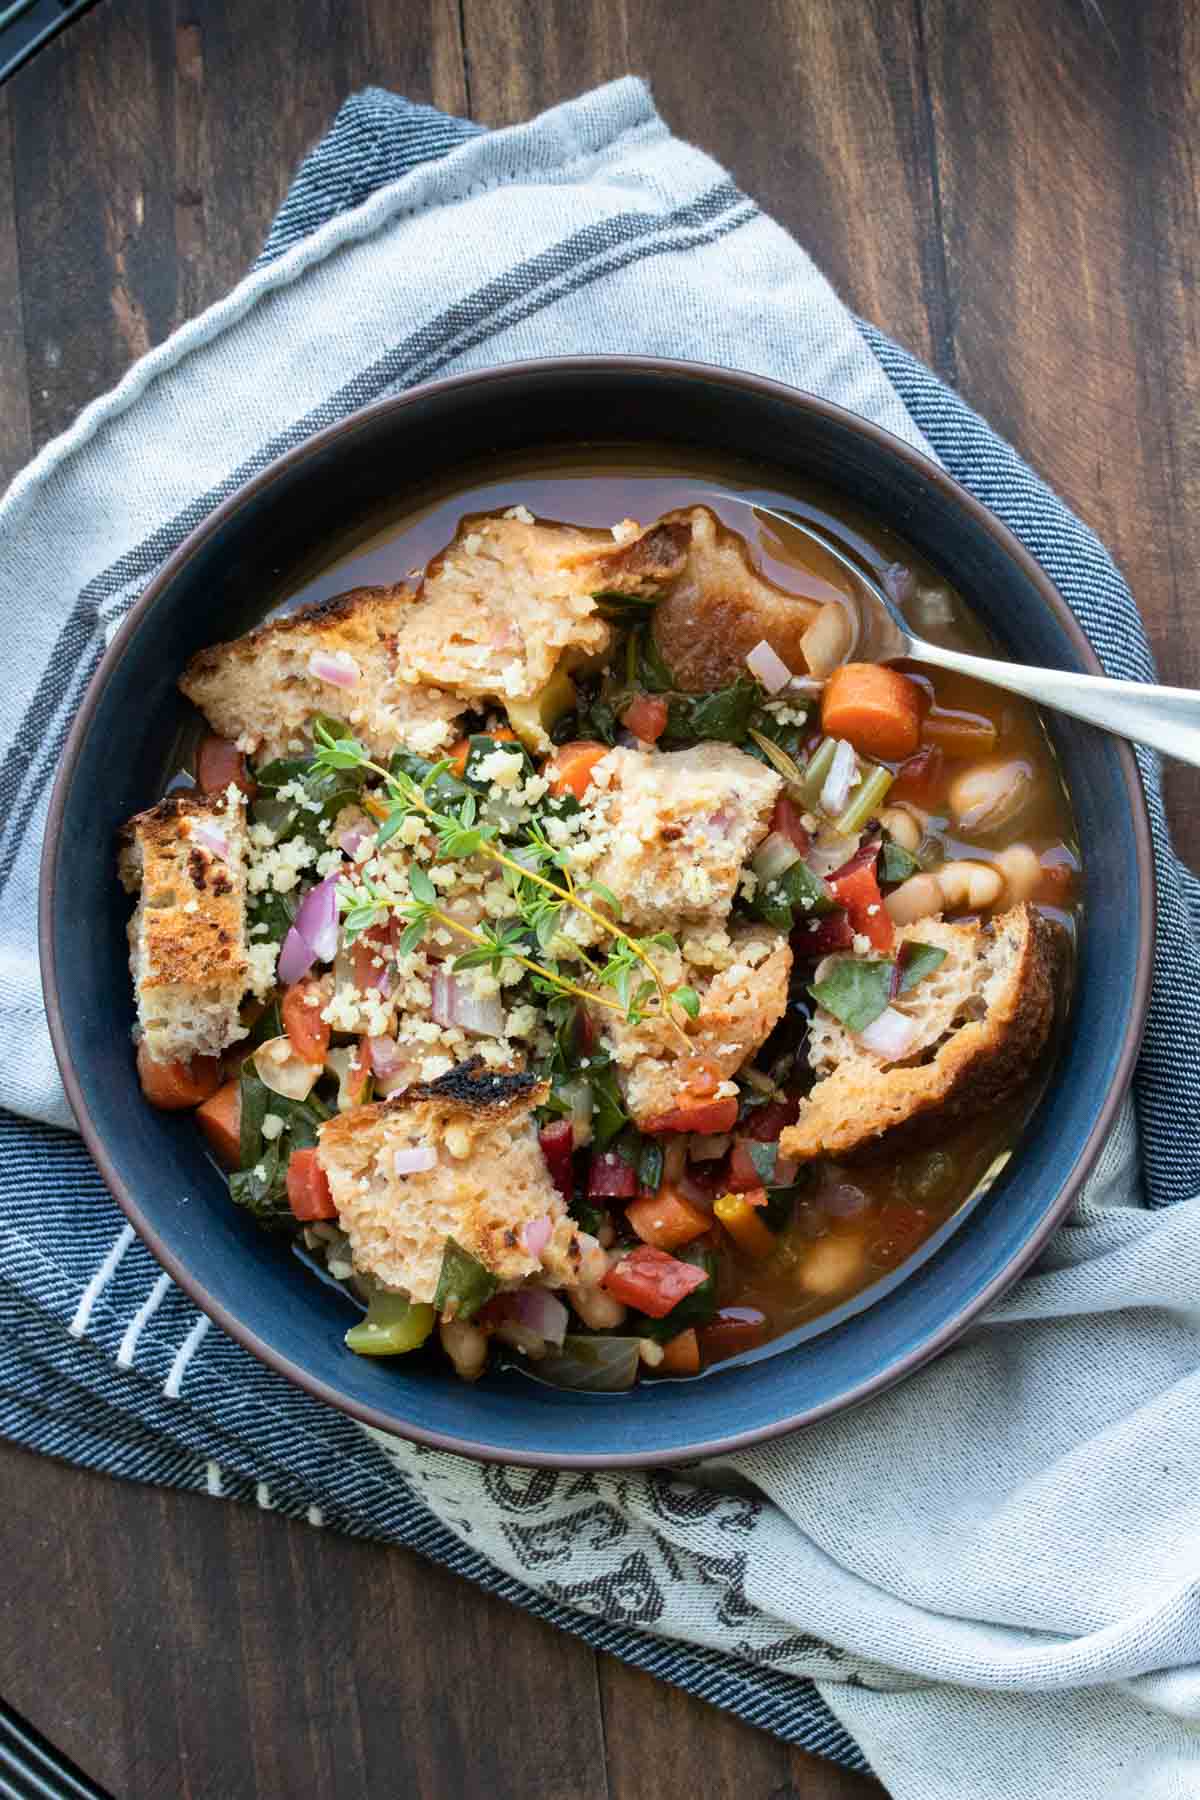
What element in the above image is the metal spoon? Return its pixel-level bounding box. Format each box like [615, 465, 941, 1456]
[720, 498, 1200, 766]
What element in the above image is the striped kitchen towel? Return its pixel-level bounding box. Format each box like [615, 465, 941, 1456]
[3, 81, 1200, 1800]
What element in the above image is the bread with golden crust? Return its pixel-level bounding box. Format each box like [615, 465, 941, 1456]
[119, 790, 250, 1062]
[317, 1061, 605, 1303]
[781, 904, 1061, 1163]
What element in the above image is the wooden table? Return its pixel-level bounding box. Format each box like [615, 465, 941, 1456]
[1, 3, 1196, 1794]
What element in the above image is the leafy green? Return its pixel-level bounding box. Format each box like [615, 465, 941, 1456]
[433, 1237, 499, 1321]
[662, 677, 759, 747]
[749, 859, 834, 932]
[591, 589, 661, 623]
[744, 703, 811, 769]
[634, 625, 676, 694]
[389, 748, 472, 810]
[589, 1058, 630, 1149]
[462, 733, 535, 788]
[247, 888, 297, 946]
[672, 984, 701, 1020]
[747, 1140, 778, 1183]
[897, 941, 948, 993]
[228, 1067, 331, 1229]
[636, 1137, 664, 1195]
[809, 957, 893, 1032]
[881, 840, 921, 885]
[252, 728, 366, 848]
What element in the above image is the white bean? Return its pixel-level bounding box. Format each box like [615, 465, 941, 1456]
[878, 804, 922, 853]
[439, 1317, 489, 1382]
[885, 871, 944, 924]
[992, 843, 1041, 903]
[637, 1339, 665, 1368]
[948, 759, 1033, 835]
[801, 1233, 866, 1296]
[568, 1284, 627, 1330]
[935, 859, 1003, 911]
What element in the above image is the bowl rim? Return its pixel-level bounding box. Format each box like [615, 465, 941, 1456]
[39, 353, 1155, 1467]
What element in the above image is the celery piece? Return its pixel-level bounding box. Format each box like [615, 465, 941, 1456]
[345, 1292, 435, 1357]
[799, 737, 837, 808]
[833, 764, 895, 836]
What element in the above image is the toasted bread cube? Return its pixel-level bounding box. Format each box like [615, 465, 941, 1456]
[400, 513, 688, 703]
[808, 916, 986, 1077]
[781, 904, 1062, 1163]
[317, 1062, 604, 1303]
[119, 791, 250, 1063]
[597, 928, 792, 1128]
[583, 743, 781, 930]
[179, 585, 464, 766]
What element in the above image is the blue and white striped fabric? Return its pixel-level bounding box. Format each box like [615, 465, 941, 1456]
[2, 82, 1200, 1799]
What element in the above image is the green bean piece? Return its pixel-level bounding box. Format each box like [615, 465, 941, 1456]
[345, 1292, 436, 1357]
[833, 764, 895, 836]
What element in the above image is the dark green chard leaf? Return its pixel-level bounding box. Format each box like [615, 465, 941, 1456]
[252, 738, 366, 848]
[881, 840, 921, 885]
[635, 626, 676, 694]
[897, 941, 948, 992]
[662, 677, 759, 747]
[569, 1194, 607, 1238]
[238, 1067, 272, 1169]
[228, 1066, 331, 1229]
[229, 1145, 292, 1227]
[633, 1243, 720, 1342]
[744, 702, 811, 768]
[809, 957, 894, 1032]
[389, 749, 472, 809]
[589, 1059, 629, 1150]
[747, 1140, 778, 1183]
[433, 1237, 499, 1321]
[242, 996, 284, 1053]
[462, 733, 535, 787]
[636, 1137, 664, 1195]
[749, 859, 834, 931]
[591, 589, 660, 622]
[247, 889, 296, 946]
[531, 1334, 642, 1392]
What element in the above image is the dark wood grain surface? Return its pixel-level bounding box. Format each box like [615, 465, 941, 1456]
[1, 2, 1195, 1795]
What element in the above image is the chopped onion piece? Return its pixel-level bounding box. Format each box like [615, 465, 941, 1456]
[393, 1146, 437, 1177]
[307, 649, 361, 688]
[294, 874, 340, 965]
[805, 828, 862, 877]
[277, 924, 316, 987]
[802, 601, 854, 678]
[430, 969, 506, 1038]
[189, 819, 230, 861]
[819, 740, 858, 818]
[785, 675, 826, 697]
[521, 1214, 554, 1258]
[367, 1036, 404, 1076]
[339, 825, 369, 857]
[253, 1035, 321, 1101]
[752, 830, 803, 885]
[858, 1006, 920, 1061]
[745, 638, 793, 694]
[507, 1287, 568, 1346]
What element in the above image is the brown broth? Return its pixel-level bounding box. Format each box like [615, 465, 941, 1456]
[275, 444, 1079, 1368]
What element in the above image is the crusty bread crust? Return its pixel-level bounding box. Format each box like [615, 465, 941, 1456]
[120, 791, 250, 1062]
[318, 1060, 601, 1302]
[781, 904, 1062, 1163]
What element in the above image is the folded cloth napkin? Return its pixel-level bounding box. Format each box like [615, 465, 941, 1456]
[3, 79, 1200, 1799]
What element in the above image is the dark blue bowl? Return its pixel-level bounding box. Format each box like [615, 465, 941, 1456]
[40, 359, 1152, 1466]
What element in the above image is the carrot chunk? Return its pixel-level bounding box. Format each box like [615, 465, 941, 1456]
[644, 1096, 739, 1135]
[658, 1328, 701, 1376]
[286, 1147, 337, 1221]
[195, 1078, 242, 1168]
[621, 694, 669, 743]
[136, 1041, 222, 1111]
[545, 740, 610, 800]
[821, 663, 923, 761]
[626, 1186, 711, 1250]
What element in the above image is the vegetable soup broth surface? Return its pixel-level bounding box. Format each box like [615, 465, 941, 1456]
[180, 445, 1079, 1378]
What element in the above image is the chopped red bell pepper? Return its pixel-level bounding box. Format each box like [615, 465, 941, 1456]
[602, 1245, 710, 1318]
[286, 1147, 336, 1221]
[827, 844, 894, 952]
[537, 1120, 575, 1201]
[587, 1148, 638, 1198]
[621, 693, 669, 743]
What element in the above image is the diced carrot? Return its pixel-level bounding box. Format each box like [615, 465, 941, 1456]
[196, 733, 256, 800]
[920, 707, 998, 758]
[890, 745, 944, 805]
[195, 1078, 242, 1169]
[621, 694, 669, 743]
[626, 1186, 711, 1250]
[136, 1041, 222, 1111]
[286, 1147, 337, 1221]
[644, 1095, 739, 1135]
[545, 740, 610, 800]
[821, 663, 923, 761]
[446, 727, 518, 776]
[698, 1307, 768, 1363]
[281, 979, 331, 1066]
[713, 1191, 777, 1259]
[658, 1328, 701, 1376]
[827, 849, 894, 952]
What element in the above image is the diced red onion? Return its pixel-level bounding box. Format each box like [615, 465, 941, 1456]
[367, 1036, 404, 1076]
[745, 638, 793, 695]
[339, 825, 369, 857]
[430, 969, 506, 1038]
[190, 819, 230, 861]
[287, 872, 340, 974]
[820, 739, 858, 817]
[277, 924, 316, 987]
[307, 649, 361, 688]
[752, 830, 803, 885]
[521, 1214, 553, 1258]
[486, 1288, 568, 1349]
[858, 1006, 920, 1060]
[393, 1146, 437, 1177]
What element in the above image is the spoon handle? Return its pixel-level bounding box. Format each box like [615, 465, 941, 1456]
[908, 638, 1200, 768]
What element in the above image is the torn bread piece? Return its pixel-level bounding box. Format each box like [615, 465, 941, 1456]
[581, 742, 781, 930]
[119, 790, 250, 1062]
[596, 927, 792, 1129]
[781, 904, 1061, 1164]
[179, 585, 464, 765]
[649, 504, 831, 691]
[399, 512, 690, 703]
[317, 1061, 605, 1303]
[809, 916, 986, 1076]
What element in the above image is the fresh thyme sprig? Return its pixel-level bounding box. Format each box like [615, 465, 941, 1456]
[315, 725, 700, 1026]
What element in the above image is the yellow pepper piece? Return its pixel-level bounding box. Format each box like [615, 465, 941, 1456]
[714, 1191, 777, 1260]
